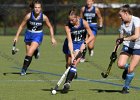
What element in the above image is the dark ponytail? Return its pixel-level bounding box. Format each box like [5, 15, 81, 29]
[29, 0, 43, 10]
[69, 6, 79, 16]
[120, 4, 133, 15]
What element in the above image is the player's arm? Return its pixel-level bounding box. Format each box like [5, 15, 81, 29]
[43, 14, 56, 45]
[80, 7, 85, 18]
[65, 25, 74, 58]
[14, 13, 30, 42]
[83, 20, 95, 44]
[124, 27, 140, 41]
[117, 21, 140, 44]
[96, 7, 103, 28]
[80, 20, 95, 51]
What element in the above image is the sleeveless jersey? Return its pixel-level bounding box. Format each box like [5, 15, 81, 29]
[83, 5, 97, 24]
[27, 11, 43, 32]
[67, 18, 87, 43]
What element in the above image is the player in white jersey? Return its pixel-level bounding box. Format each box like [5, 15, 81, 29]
[116, 4, 140, 94]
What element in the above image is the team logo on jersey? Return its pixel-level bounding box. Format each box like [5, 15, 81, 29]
[124, 46, 129, 51]
[29, 21, 42, 26]
[71, 29, 86, 41]
[84, 13, 95, 17]
[71, 29, 86, 35]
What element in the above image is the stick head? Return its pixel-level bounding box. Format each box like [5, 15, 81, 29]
[12, 48, 19, 55]
[101, 72, 108, 78]
[12, 41, 19, 55]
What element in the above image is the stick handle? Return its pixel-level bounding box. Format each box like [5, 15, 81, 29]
[13, 41, 16, 46]
[56, 67, 70, 87]
[53, 51, 83, 90]
[114, 44, 119, 53]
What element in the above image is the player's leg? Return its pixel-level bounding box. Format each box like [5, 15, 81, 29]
[21, 42, 31, 75]
[62, 39, 73, 93]
[33, 47, 40, 59]
[33, 33, 43, 59]
[121, 48, 140, 94]
[62, 55, 73, 93]
[88, 38, 95, 56]
[65, 54, 71, 69]
[118, 46, 131, 79]
[117, 52, 130, 79]
[121, 55, 140, 94]
[88, 25, 97, 57]
[62, 51, 81, 93]
[63, 39, 70, 69]
[80, 47, 87, 62]
[80, 34, 88, 63]
[21, 42, 39, 75]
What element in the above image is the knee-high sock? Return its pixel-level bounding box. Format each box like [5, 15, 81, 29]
[124, 63, 129, 69]
[22, 56, 32, 72]
[65, 65, 77, 83]
[124, 72, 134, 89]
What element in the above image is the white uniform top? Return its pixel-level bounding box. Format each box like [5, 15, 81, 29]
[119, 16, 140, 49]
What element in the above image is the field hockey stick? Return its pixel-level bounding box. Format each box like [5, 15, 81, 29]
[51, 51, 83, 94]
[101, 44, 119, 78]
[12, 41, 19, 55]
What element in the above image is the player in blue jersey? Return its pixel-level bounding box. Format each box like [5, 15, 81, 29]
[13, 0, 56, 75]
[62, 7, 94, 93]
[80, 0, 103, 62]
[116, 4, 140, 94]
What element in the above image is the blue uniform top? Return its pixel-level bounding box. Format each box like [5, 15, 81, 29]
[24, 11, 44, 44]
[63, 18, 87, 54]
[83, 5, 97, 24]
[66, 18, 87, 43]
[27, 11, 43, 32]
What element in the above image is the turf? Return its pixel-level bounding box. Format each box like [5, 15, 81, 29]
[0, 35, 140, 100]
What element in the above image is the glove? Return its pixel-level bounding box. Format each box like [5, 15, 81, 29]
[98, 25, 103, 30]
[116, 38, 124, 45]
[110, 52, 117, 62]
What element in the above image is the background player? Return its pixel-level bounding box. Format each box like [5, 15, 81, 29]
[13, 0, 56, 75]
[62, 7, 94, 93]
[116, 4, 140, 94]
[80, 0, 103, 62]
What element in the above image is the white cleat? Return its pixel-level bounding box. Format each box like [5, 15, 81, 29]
[20, 69, 26, 76]
[20, 72, 26, 76]
[80, 58, 86, 63]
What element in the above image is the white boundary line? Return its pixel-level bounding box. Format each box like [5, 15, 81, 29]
[0, 78, 140, 82]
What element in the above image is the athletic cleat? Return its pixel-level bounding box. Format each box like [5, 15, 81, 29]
[121, 87, 129, 94]
[20, 69, 26, 76]
[61, 82, 71, 93]
[89, 50, 94, 56]
[80, 58, 86, 63]
[122, 69, 128, 80]
[34, 48, 40, 59]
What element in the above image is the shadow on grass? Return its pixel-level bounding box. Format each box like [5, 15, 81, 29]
[90, 89, 122, 93]
[2, 72, 40, 76]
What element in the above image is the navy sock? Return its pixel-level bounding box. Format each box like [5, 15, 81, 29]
[124, 63, 129, 69]
[22, 56, 32, 72]
[65, 65, 77, 83]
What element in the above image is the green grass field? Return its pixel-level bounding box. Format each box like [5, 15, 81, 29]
[0, 35, 140, 100]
